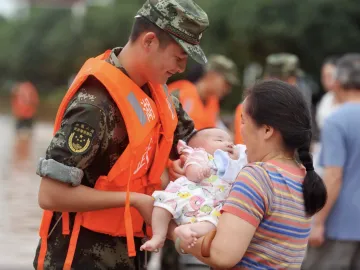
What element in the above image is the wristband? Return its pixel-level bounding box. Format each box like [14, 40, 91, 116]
[175, 237, 187, 254]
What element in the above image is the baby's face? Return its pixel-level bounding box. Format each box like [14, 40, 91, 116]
[188, 128, 238, 159]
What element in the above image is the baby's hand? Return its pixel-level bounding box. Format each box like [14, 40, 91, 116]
[197, 167, 212, 180]
[229, 145, 240, 160]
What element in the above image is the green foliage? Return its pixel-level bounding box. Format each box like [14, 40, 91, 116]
[0, 0, 359, 110]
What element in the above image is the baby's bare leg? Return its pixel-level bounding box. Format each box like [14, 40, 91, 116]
[175, 221, 215, 248]
[140, 207, 172, 252]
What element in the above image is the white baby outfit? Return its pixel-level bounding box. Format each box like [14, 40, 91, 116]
[152, 141, 247, 226]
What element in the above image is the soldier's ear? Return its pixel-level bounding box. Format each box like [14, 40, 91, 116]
[142, 32, 158, 52]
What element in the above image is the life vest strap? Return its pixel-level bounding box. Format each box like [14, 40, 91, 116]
[62, 212, 70, 235]
[37, 210, 53, 270]
[125, 159, 136, 257]
[64, 213, 83, 270]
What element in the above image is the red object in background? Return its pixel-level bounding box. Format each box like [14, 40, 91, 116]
[11, 81, 39, 119]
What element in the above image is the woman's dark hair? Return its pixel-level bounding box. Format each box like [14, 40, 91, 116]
[245, 79, 327, 216]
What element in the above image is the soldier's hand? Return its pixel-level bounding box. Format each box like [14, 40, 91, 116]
[168, 155, 186, 180]
[132, 193, 154, 225]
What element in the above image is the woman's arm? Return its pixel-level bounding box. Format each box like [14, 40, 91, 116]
[173, 164, 273, 268]
[180, 212, 256, 269]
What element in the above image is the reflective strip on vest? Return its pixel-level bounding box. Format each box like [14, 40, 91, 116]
[163, 84, 176, 119]
[127, 92, 147, 126]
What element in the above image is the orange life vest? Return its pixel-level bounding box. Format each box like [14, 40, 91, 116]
[37, 50, 178, 270]
[11, 81, 39, 119]
[234, 103, 243, 144]
[168, 80, 219, 130]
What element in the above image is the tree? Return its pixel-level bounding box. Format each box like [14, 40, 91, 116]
[1, 0, 360, 109]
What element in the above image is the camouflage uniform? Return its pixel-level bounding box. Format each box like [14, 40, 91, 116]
[136, 0, 208, 65]
[171, 54, 239, 99]
[205, 54, 239, 86]
[33, 0, 209, 269]
[265, 53, 321, 143]
[264, 53, 313, 106]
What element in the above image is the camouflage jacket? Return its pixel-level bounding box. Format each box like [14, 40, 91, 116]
[33, 47, 194, 270]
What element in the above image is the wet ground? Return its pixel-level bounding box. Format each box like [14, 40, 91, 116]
[0, 115, 53, 269]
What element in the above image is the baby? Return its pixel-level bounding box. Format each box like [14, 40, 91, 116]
[140, 128, 247, 252]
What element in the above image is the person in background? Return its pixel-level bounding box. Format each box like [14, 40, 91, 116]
[233, 63, 263, 145]
[264, 53, 313, 106]
[11, 81, 39, 138]
[313, 56, 340, 176]
[234, 53, 313, 145]
[316, 56, 340, 130]
[169, 54, 239, 130]
[302, 53, 360, 270]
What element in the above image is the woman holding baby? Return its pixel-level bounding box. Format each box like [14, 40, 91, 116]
[163, 79, 327, 269]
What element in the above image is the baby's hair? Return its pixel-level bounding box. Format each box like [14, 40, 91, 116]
[186, 127, 218, 144]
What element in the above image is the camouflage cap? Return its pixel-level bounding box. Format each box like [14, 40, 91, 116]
[136, 0, 209, 64]
[206, 54, 240, 85]
[265, 53, 300, 79]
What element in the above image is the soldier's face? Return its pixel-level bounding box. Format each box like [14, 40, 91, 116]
[207, 72, 231, 99]
[146, 37, 188, 84]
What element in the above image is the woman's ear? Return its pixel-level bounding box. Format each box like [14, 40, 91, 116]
[263, 125, 274, 140]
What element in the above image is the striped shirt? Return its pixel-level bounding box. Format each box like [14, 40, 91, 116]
[221, 161, 310, 269]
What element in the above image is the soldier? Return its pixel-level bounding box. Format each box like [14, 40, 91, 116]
[264, 53, 313, 106]
[33, 0, 209, 269]
[11, 81, 39, 138]
[168, 54, 239, 130]
[234, 53, 315, 145]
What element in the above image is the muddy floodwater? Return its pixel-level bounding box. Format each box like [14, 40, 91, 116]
[0, 115, 53, 269]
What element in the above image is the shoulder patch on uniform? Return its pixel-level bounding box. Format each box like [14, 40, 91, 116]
[67, 122, 95, 155]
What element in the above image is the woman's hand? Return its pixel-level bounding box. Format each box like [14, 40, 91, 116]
[309, 223, 325, 247]
[131, 193, 154, 225]
[178, 213, 256, 269]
